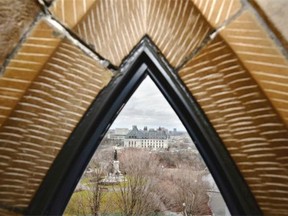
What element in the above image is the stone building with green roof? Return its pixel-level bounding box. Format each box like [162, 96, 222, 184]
[124, 125, 169, 149]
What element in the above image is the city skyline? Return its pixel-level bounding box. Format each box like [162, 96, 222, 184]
[110, 76, 186, 131]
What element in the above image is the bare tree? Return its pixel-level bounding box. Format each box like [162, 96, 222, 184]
[66, 147, 213, 216]
[114, 149, 163, 216]
[153, 167, 211, 215]
[65, 158, 107, 216]
[174, 169, 211, 216]
[87, 167, 105, 216]
[65, 191, 89, 215]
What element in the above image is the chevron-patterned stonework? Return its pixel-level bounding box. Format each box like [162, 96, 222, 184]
[220, 11, 288, 127]
[179, 35, 288, 215]
[0, 21, 62, 127]
[0, 0, 288, 215]
[191, 0, 242, 27]
[50, 0, 232, 67]
[0, 17, 112, 215]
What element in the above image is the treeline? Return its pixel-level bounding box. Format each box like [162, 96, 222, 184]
[65, 148, 212, 216]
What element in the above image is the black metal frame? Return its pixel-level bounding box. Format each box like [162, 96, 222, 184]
[26, 37, 262, 215]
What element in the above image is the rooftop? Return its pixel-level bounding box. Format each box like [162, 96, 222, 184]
[125, 126, 168, 139]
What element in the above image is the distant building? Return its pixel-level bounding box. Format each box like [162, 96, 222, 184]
[108, 128, 129, 140]
[124, 125, 169, 149]
[169, 128, 185, 136]
[105, 128, 129, 146]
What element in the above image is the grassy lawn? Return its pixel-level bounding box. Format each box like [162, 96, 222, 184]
[64, 190, 91, 215]
[64, 182, 123, 215]
[65, 175, 157, 215]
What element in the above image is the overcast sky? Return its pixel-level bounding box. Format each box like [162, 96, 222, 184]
[110, 76, 186, 131]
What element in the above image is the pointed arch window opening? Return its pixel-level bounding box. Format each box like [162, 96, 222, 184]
[26, 37, 261, 215]
[64, 75, 229, 215]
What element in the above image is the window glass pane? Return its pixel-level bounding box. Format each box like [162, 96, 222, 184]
[65, 77, 230, 216]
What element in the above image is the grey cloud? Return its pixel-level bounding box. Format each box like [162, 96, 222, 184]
[111, 77, 186, 131]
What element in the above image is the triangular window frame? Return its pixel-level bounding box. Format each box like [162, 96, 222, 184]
[27, 37, 261, 215]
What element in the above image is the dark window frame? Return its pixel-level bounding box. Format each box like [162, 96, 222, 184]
[26, 37, 261, 215]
